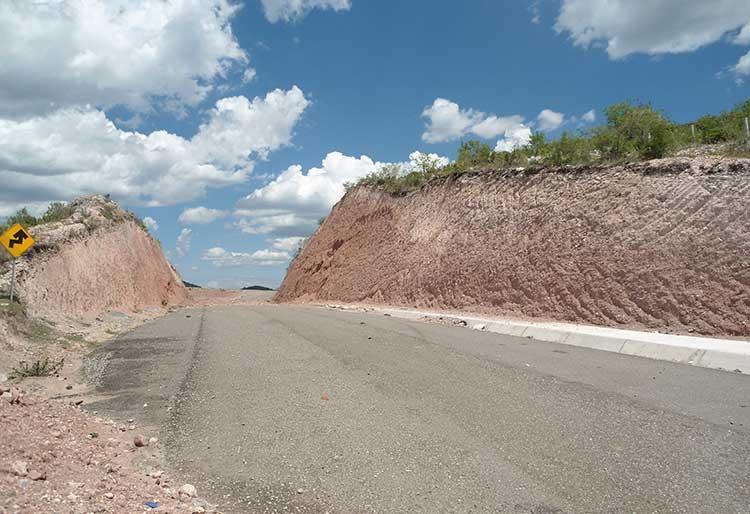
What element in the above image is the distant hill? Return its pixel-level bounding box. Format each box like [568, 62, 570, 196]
[183, 281, 201, 289]
[242, 285, 274, 291]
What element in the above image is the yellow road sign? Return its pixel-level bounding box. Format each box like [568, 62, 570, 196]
[0, 223, 35, 258]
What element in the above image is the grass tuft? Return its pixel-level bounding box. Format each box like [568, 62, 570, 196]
[9, 358, 65, 379]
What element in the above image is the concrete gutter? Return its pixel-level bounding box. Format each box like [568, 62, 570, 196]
[330, 304, 750, 375]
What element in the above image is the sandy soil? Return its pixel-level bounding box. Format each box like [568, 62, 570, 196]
[0, 386, 220, 514]
[277, 157, 750, 337]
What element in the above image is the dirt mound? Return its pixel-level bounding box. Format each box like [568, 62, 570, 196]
[277, 157, 750, 337]
[0, 195, 186, 323]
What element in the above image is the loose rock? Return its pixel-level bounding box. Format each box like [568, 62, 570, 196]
[11, 461, 28, 477]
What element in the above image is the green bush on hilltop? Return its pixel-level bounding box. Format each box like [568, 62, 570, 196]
[354, 97, 750, 194]
[591, 101, 675, 160]
[0, 202, 74, 234]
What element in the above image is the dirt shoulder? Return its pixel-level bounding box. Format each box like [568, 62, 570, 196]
[0, 289, 266, 514]
[0, 386, 218, 514]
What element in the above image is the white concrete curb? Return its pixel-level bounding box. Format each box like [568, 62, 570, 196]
[336, 305, 750, 375]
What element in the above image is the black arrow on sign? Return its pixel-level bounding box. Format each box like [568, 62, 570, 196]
[8, 229, 28, 248]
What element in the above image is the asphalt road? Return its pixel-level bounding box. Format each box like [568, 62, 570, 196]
[88, 304, 750, 514]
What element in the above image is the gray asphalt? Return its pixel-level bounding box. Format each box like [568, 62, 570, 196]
[87, 304, 750, 514]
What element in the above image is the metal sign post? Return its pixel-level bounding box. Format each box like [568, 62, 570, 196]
[9, 261, 15, 303]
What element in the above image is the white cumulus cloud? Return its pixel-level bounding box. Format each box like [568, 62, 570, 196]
[472, 115, 527, 139]
[582, 109, 596, 123]
[536, 109, 565, 131]
[421, 98, 486, 143]
[235, 150, 449, 236]
[0, 0, 247, 117]
[261, 0, 351, 23]
[142, 216, 159, 232]
[201, 246, 290, 267]
[270, 237, 307, 252]
[554, 0, 750, 76]
[178, 207, 228, 225]
[176, 228, 193, 259]
[422, 99, 570, 149]
[0, 87, 309, 212]
[495, 126, 533, 153]
[235, 152, 377, 235]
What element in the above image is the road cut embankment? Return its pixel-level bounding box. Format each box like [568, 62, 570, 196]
[0, 195, 186, 323]
[277, 157, 750, 337]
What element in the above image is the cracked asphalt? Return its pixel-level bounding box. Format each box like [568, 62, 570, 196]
[88, 304, 750, 513]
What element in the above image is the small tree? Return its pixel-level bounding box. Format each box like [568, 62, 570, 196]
[456, 140, 494, 167]
[592, 101, 675, 160]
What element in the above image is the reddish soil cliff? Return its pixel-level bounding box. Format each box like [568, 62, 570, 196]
[1, 195, 186, 322]
[276, 157, 750, 337]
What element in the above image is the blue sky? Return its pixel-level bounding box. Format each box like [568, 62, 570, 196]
[1, 0, 749, 288]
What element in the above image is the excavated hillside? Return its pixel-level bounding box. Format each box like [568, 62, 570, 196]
[277, 157, 750, 337]
[0, 195, 186, 323]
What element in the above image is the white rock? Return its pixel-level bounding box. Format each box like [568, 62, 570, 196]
[11, 461, 28, 477]
[179, 483, 197, 500]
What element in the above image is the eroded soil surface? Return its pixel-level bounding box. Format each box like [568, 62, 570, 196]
[278, 157, 750, 337]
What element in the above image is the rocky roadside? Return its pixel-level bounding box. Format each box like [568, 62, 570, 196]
[0, 385, 221, 514]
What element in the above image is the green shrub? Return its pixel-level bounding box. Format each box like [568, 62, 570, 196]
[351, 98, 748, 194]
[40, 202, 73, 224]
[545, 133, 592, 166]
[591, 101, 676, 160]
[9, 358, 65, 379]
[2, 208, 39, 232]
[456, 140, 494, 167]
[0, 202, 74, 233]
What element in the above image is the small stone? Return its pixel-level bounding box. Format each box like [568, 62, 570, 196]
[150, 470, 163, 478]
[65, 384, 73, 390]
[104, 492, 114, 500]
[297, 488, 304, 494]
[134, 434, 148, 447]
[148, 437, 159, 446]
[11, 461, 28, 477]
[29, 470, 46, 481]
[179, 483, 197, 500]
[10, 388, 22, 404]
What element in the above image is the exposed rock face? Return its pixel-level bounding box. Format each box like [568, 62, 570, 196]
[1, 195, 186, 322]
[276, 157, 750, 337]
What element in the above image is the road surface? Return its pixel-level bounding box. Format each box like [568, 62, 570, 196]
[87, 304, 750, 513]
